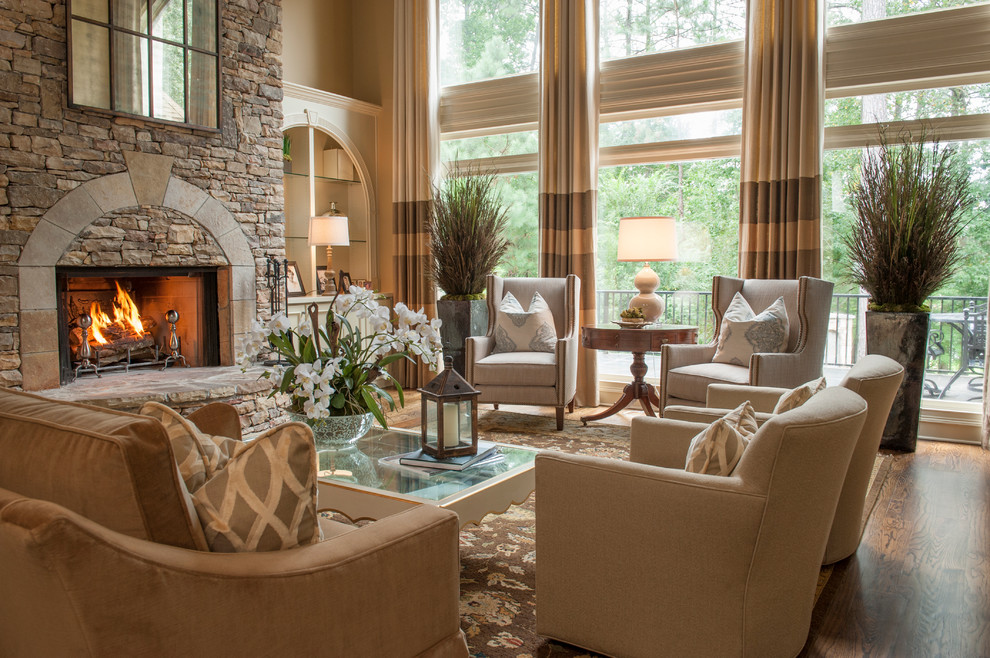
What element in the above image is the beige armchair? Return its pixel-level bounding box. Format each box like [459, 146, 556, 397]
[664, 354, 904, 564]
[466, 274, 579, 430]
[659, 275, 834, 412]
[0, 389, 468, 657]
[536, 387, 867, 658]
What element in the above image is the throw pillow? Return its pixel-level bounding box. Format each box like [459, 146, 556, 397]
[192, 421, 322, 552]
[713, 293, 789, 366]
[492, 290, 558, 354]
[140, 401, 246, 493]
[772, 377, 828, 414]
[684, 401, 757, 476]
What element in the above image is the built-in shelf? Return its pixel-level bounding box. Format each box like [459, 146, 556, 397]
[283, 115, 376, 295]
[283, 170, 360, 184]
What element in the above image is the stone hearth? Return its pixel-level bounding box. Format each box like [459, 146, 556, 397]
[36, 366, 287, 436]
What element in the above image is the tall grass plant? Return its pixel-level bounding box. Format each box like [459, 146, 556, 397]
[845, 127, 973, 312]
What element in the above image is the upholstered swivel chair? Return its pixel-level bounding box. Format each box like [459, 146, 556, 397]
[0, 389, 468, 657]
[664, 354, 904, 564]
[466, 274, 579, 430]
[659, 275, 834, 412]
[536, 387, 867, 657]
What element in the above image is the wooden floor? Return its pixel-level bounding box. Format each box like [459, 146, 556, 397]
[801, 440, 990, 657]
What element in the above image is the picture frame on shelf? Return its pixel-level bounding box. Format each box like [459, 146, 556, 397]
[316, 266, 329, 295]
[338, 271, 352, 292]
[286, 261, 306, 297]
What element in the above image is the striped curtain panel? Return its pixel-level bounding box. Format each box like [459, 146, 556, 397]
[983, 279, 990, 450]
[739, 0, 823, 279]
[538, 0, 600, 408]
[392, 0, 439, 388]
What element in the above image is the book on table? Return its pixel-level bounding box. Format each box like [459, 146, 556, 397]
[398, 440, 499, 471]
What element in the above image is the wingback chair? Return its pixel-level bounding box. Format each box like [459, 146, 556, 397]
[465, 274, 579, 430]
[659, 275, 834, 412]
[663, 354, 904, 564]
[536, 387, 868, 657]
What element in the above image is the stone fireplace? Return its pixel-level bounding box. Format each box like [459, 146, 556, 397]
[2, 0, 283, 395]
[16, 153, 258, 390]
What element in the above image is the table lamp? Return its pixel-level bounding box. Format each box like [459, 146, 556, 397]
[616, 216, 678, 322]
[308, 202, 350, 295]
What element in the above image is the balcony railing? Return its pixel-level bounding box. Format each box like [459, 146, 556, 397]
[596, 289, 986, 401]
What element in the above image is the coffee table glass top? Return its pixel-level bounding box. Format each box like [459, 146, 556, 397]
[316, 426, 538, 502]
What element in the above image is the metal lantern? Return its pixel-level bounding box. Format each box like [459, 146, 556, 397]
[418, 356, 480, 459]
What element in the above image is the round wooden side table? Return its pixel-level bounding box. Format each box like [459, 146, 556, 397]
[580, 323, 699, 424]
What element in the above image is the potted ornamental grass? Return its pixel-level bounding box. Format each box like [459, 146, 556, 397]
[427, 163, 510, 374]
[844, 126, 973, 451]
[239, 286, 443, 446]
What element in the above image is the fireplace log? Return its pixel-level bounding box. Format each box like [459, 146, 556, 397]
[70, 330, 158, 364]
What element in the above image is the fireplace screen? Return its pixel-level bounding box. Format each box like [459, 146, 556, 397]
[57, 267, 220, 383]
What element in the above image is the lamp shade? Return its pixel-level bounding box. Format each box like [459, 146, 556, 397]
[616, 216, 678, 262]
[308, 214, 350, 247]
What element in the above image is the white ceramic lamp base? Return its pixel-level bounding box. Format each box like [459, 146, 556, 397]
[628, 264, 665, 322]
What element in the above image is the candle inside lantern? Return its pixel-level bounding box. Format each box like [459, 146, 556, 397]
[443, 403, 460, 447]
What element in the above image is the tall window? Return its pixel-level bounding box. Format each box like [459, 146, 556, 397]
[438, 0, 540, 86]
[69, 0, 219, 129]
[827, 0, 987, 25]
[600, 0, 746, 60]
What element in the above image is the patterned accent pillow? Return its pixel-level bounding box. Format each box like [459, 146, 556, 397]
[713, 293, 789, 366]
[492, 291, 558, 354]
[684, 401, 757, 476]
[192, 421, 322, 552]
[140, 401, 246, 493]
[772, 377, 828, 414]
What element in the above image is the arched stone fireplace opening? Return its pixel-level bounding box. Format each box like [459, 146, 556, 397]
[17, 152, 258, 391]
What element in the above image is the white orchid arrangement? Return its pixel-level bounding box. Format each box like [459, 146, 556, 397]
[238, 286, 443, 429]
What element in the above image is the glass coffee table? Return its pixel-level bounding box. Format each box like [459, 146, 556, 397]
[315, 426, 538, 528]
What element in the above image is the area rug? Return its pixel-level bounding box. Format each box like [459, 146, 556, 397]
[419, 410, 894, 658]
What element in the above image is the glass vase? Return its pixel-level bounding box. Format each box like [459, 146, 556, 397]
[289, 411, 375, 449]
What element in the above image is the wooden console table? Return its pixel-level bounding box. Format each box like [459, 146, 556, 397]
[580, 324, 698, 424]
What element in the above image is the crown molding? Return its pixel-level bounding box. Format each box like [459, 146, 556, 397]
[283, 82, 383, 118]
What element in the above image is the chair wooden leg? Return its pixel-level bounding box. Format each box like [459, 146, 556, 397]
[555, 406, 564, 430]
[493, 403, 499, 410]
[567, 399, 575, 413]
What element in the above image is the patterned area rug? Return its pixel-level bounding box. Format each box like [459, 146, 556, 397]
[392, 409, 893, 657]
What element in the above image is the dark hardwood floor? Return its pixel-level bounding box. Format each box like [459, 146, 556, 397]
[802, 440, 990, 657]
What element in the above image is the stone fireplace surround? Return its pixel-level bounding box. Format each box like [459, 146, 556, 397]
[17, 151, 257, 391]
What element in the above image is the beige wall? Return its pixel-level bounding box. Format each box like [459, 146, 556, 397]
[282, 0, 396, 296]
[352, 0, 395, 296]
[282, 0, 354, 98]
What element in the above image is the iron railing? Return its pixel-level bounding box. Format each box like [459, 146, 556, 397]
[597, 289, 985, 379]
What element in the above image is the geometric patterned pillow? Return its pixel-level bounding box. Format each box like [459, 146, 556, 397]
[191, 421, 322, 552]
[139, 401, 246, 493]
[713, 293, 789, 366]
[683, 401, 757, 476]
[772, 376, 828, 414]
[492, 291, 558, 354]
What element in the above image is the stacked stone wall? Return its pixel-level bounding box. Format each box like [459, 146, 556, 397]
[0, 0, 284, 388]
[60, 208, 227, 267]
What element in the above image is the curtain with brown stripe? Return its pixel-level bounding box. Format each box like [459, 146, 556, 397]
[392, 0, 439, 388]
[538, 0, 599, 407]
[739, 0, 823, 279]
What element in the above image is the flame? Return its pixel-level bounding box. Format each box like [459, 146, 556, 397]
[86, 282, 145, 345]
[113, 281, 145, 334]
[89, 301, 111, 345]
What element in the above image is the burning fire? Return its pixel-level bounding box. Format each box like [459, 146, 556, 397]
[88, 282, 146, 345]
